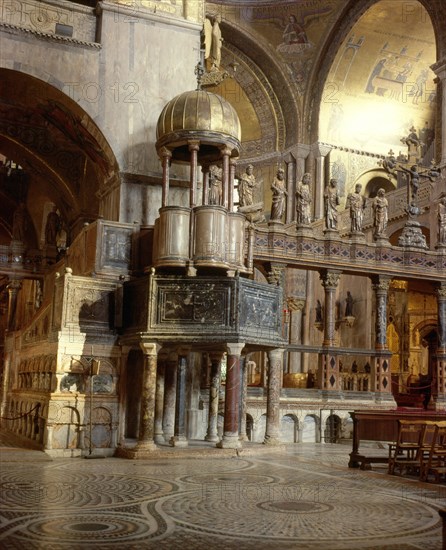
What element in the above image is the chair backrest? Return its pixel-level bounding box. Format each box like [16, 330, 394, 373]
[397, 420, 426, 446]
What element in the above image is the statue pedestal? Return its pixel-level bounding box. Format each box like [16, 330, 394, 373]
[44, 244, 58, 265]
[398, 220, 427, 249]
[349, 231, 366, 242]
[295, 224, 313, 238]
[238, 202, 265, 224]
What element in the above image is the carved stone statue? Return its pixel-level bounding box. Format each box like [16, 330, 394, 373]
[208, 165, 222, 205]
[204, 14, 222, 72]
[346, 183, 366, 233]
[438, 195, 446, 245]
[324, 178, 340, 230]
[315, 299, 323, 323]
[400, 164, 421, 201]
[238, 164, 257, 207]
[372, 188, 388, 240]
[270, 167, 288, 221]
[45, 206, 60, 246]
[12, 202, 27, 242]
[295, 173, 312, 225]
[345, 291, 353, 317]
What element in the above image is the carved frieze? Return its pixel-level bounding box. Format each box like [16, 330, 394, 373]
[123, 275, 284, 347]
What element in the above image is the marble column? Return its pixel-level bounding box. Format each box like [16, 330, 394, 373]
[170, 352, 188, 447]
[319, 271, 341, 391]
[188, 140, 200, 208]
[217, 343, 244, 449]
[434, 282, 446, 407]
[311, 143, 333, 221]
[372, 277, 393, 397]
[287, 298, 305, 373]
[160, 147, 172, 207]
[229, 158, 237, 212]
[432, 59, 446, 166]
[239, 356, 248, 441]
[6, 279, 22, 331]
[201, 164, 210, 206]
[136, 342, 160, 451]
[154, 354, 166, 444]
[205, 352, 223, 442]
[162, 352, 177, 442]
[220, 146, 232, 209]
[264, 348, 284, 445]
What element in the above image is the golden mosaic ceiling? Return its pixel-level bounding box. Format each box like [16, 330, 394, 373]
[320, 0, 436, 155]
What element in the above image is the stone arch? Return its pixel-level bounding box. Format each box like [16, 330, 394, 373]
[52, 406, 81, 449]
[0, 68, 121, 244]
[219, 21, 299, 155]
[302, 414, 319, 442]
[280, 413, 299, 443]
[324, 414, 342, 443]
[86, 406, 113, 449]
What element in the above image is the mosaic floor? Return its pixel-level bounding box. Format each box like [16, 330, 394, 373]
[0, 435, 445, 549]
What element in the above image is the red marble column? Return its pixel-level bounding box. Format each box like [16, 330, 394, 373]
[239, 356, 248, 441]
[217, 343, 244, 449]
[264, 348, 284, 445]
[205, 352, 223, 442]
[136, 342, 160, 451]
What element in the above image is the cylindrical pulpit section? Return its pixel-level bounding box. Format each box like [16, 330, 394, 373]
[193, 205, 228, 269]
[153, 206, 191, 267]
[228, 212, 247, 271]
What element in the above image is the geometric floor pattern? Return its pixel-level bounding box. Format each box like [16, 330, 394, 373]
[1, 437, 445, 549]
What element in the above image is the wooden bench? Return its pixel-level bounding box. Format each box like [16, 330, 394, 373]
[348, 410, 446, 470]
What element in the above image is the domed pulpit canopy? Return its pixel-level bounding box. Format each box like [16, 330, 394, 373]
[153, 88, 248, 276]
[156, 89, 241, 163]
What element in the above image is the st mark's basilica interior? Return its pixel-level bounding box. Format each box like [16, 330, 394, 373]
[0, 1, 446, 547]
[1, 0, 445, 454]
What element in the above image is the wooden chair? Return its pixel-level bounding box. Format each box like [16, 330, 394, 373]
[388, 420, 426, 475]
[420, 422, 446, 483]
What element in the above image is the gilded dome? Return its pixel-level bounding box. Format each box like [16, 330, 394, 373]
[156, 89, 241, 163]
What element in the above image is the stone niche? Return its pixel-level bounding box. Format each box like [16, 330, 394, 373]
[122, 274, 285, 348]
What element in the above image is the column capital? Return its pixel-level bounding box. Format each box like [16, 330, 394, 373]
[372, 276, 392, 292]
[226, 343, 245, 356]
[287, 297, 305, 311]
[436, 281, 446, 298]
[209, 351, 225, 362]
[320, 270, 341, 289]
[267, 262, 287, 286]
[188, 140, 200, 151]
[139, 342, 161, 357]
[159, 146, 172, 159]
[220, 145, 232, 157]
[267, 348, 285, 360]
[176, 346, 191, 357]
